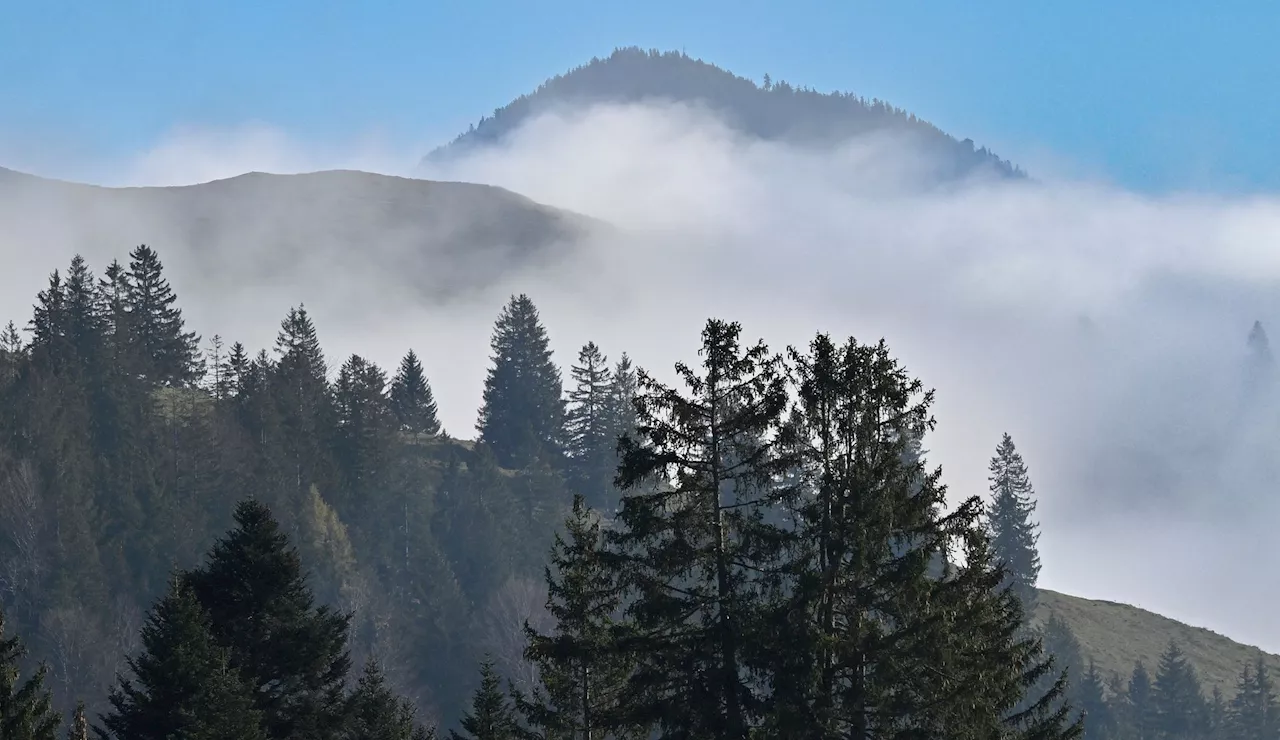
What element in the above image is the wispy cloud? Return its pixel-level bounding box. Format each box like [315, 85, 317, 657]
[3, 101, 1280, 652]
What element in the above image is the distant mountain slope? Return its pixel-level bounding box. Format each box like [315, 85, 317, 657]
[1037, 589, 1279, 694]
[0, 168, 596, 302]
[427, 47, 1020, 181]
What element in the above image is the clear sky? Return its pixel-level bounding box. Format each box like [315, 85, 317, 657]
[1, 0, 1276, 192]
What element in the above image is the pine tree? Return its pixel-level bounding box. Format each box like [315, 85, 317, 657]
[773, 332, 1078, 739]
[0, 609, 59, 740]
[1245, 320, 1275, 398]
[97, 577, 266, 740]
[344, 660, 430, 740]
[449, 659, 518, 740]
[62, 255, 104, 368]
[476, 295, 564, 468]
[1207, 686, 1228, 740]
[183, 499, 352, 740]
[988, 432, 1042, 618]
[332, 355, 394, 517]
[605, 353, 637, 444]
[272, 305, 335, 509]
[609, 319, 790, 738]
[517, 495, 633, 739]
[1229, 656, 1278, 740]
[67, 703, 88, 740]
[1077, 662, 1114, 740]
[928, 526, 1079, 740]
[563, 342, 615, 510]
[389, 350, 441, 437]
[1125, 662, 1157, 740]
[125, 245, 200, 385]
[1152, 641, 1207, 740]
[28, 269, 68, 370]
[1041, 612, 1085, 709]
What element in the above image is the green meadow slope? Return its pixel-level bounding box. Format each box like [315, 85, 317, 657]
[1037, 589, 1280, 695]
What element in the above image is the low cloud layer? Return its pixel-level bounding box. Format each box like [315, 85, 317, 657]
[3, 102, 1280, 653]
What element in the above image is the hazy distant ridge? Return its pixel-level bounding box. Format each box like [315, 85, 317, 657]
[426, 46, 1021, 181]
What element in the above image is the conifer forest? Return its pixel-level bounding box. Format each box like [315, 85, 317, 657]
[0, 244, 1274, 739]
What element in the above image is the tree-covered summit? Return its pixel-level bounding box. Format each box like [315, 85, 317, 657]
[427, 46, 1021, 180]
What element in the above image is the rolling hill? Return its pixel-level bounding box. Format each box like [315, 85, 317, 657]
[0, 167, 597, 306]
[1037, 589, 1279, 695]
[425, 46, 1021, 182]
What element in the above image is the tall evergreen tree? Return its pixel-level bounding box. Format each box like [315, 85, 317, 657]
[97, 577, 266, 740]
[1077, 661, 1114, 740]
[125, 245, 200, 386]
[343, 660, 432, 740]
[988, 432, 1043, 618]
[476, 295, 564, 468]
[1245, 320, 1275, 397]
[0, 609, 59, 740]
[1125, 662, 1157, 740]
[563, 342, 615, 510]
[28, 269, 68, 370]
[609, 319, 791, 738]
[389, 350, 441, 436]
[773, 332, 1078, 739]
[1229, 656, 1278, 740]
[67, 703, 89, 740]
[183, 500, 352, 740]
[1152, 641, 1207, 740]
[449, 660, 518, 740]
[272, 305, 335, 509]
[517, 495, 633, 739]
[332, 355, 394, 517]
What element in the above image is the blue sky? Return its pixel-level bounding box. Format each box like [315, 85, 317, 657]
[1, 0, 1275, 192]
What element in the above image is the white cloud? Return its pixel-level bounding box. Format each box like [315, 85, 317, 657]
[4, 101, 1280, 654]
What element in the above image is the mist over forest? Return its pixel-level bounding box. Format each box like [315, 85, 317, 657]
[1, 46, 1279, 740]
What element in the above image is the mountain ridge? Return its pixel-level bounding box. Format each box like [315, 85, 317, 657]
[425, 46, 1022, 181]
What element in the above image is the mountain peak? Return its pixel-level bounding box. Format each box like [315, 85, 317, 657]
[427, 46, 1021, 180]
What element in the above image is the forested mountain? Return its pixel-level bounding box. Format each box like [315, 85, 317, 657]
[0, 168, 595, 304]
[426, 46, 1021, 181]
[0, 243, 1275, 739]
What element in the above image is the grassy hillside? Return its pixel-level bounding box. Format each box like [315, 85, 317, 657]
[0, 168, 599, 304]
[1037, 588, 1280, 695]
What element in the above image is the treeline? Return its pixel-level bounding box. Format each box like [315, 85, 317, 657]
[0, 245, 1273, 738]
[0, 247, 631, 726]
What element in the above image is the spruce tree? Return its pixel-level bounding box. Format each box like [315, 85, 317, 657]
[1229, 656, 1278, 740]
[1125, 662, 1157, 740]
[476, 295, 564, 468]
[183, 499, 352, 740]
[773, 332, 1078, 739]
[563, 342, 615, 510]
[517, 495, 633, 739]
[0, 609, 59, 740]
[344, 660, 431, 740]
[1245, 320, 1275, 398]
[67, 703, 89, 740]
[1076, 662, 1114, 740]
[97, 577, 266, 740]
[988, 432, 1043, 618]
[272, 305, 335, 507]
[125, 245, 200, 386]
[389, 350, 441, 436]
[332, 355, 394, 516]
[28, 269, 68, 370]
[1152, 641, 1207, 740]
[449, 659, 517, 740]
[609, 319, 790, 738]
[605, 353, 637, 444]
